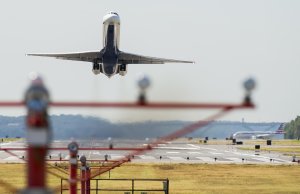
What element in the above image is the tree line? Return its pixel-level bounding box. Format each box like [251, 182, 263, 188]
[284, 116, 300, 139]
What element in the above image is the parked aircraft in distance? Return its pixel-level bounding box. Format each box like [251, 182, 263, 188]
[230, 123, 286, 140]
[28, 11, 194, 77]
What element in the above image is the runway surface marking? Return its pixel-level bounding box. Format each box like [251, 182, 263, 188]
[166, 152, 179, 154]
[11, 151, 25, 154]
[187, 152, 202, 154]
[110, 155, 124, 159]
[168, 156, 185, 160]
[139, 155, 156, 160]
[196, 157, 215, 162]
[252, 157, 272, 162]
[3, 156, 21, 161]
[225, 157, 242, 162]
[155, 147, 197, 150]
[272, 158, 292, 163]
[233, 152, 255, 157]
[188, 144, 217, 151]
[209, 152, 223, 155]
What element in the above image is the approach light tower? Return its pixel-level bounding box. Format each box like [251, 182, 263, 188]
[137, 74, 151, 104]
[20, 73, 52, 194]
[243, 77, 256, 105]
[68, 141, 79, 194]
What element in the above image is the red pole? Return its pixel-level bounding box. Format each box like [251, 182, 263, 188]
[81, 168, 86, 194]
[80, 156, 87, 194]
[21, 75, 52, 194]
[27, 146, 47, 187]
[68, 142, 79, 194]
[86, 167, 91, 194]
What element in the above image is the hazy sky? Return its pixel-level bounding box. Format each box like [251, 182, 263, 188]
[0, 0, 299, 122]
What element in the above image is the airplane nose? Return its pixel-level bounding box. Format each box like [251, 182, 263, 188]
[103, 13, 120, 24]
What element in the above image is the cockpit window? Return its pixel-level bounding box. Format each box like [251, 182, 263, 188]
[110, 12, 118, 16]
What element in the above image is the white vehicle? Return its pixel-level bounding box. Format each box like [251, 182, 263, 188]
[230, 123, 285, 140]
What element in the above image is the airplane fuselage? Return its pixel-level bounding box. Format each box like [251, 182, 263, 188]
[100, 12, 121, 77]
[231, 130, 285, 140]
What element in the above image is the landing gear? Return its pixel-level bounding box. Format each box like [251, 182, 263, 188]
[119, 64, 127, 76]
[92, 62, 101, 75]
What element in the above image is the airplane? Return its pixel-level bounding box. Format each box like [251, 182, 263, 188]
[27, 11, 194, 77]
[230, 123, 286, 140]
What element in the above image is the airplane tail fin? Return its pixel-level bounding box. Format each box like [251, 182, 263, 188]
[275, 123, 286, 134]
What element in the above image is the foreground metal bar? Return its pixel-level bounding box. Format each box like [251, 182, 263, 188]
[50, 101, 253, 109]
[0, 101, 254, 109]
[0, 147, 147, 151]
[46, 159, 119, 162]
[0, 101, 23, 107]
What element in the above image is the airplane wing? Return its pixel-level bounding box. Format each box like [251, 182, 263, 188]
[27, 51, 102, 63]
[118, 51, 194, 64]
[255, 134, 273, 139]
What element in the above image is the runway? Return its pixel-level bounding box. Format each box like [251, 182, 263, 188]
[0, 139, 293, 164]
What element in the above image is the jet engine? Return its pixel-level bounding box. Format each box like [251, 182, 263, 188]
[92, 63, 101, 75]
[119, 64, 127, 76]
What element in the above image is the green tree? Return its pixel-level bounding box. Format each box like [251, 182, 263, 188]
[285, 116, 300, 139]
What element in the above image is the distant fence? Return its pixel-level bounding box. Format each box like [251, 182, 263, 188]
[60, 178, 169, 194]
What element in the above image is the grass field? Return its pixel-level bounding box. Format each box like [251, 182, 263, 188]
[238, 146, 300, 157]
[0, 138, 22, 143]
[0, 163, 299, 194]
[190, 139, 300, 146]
[238, 139, 300, 146]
